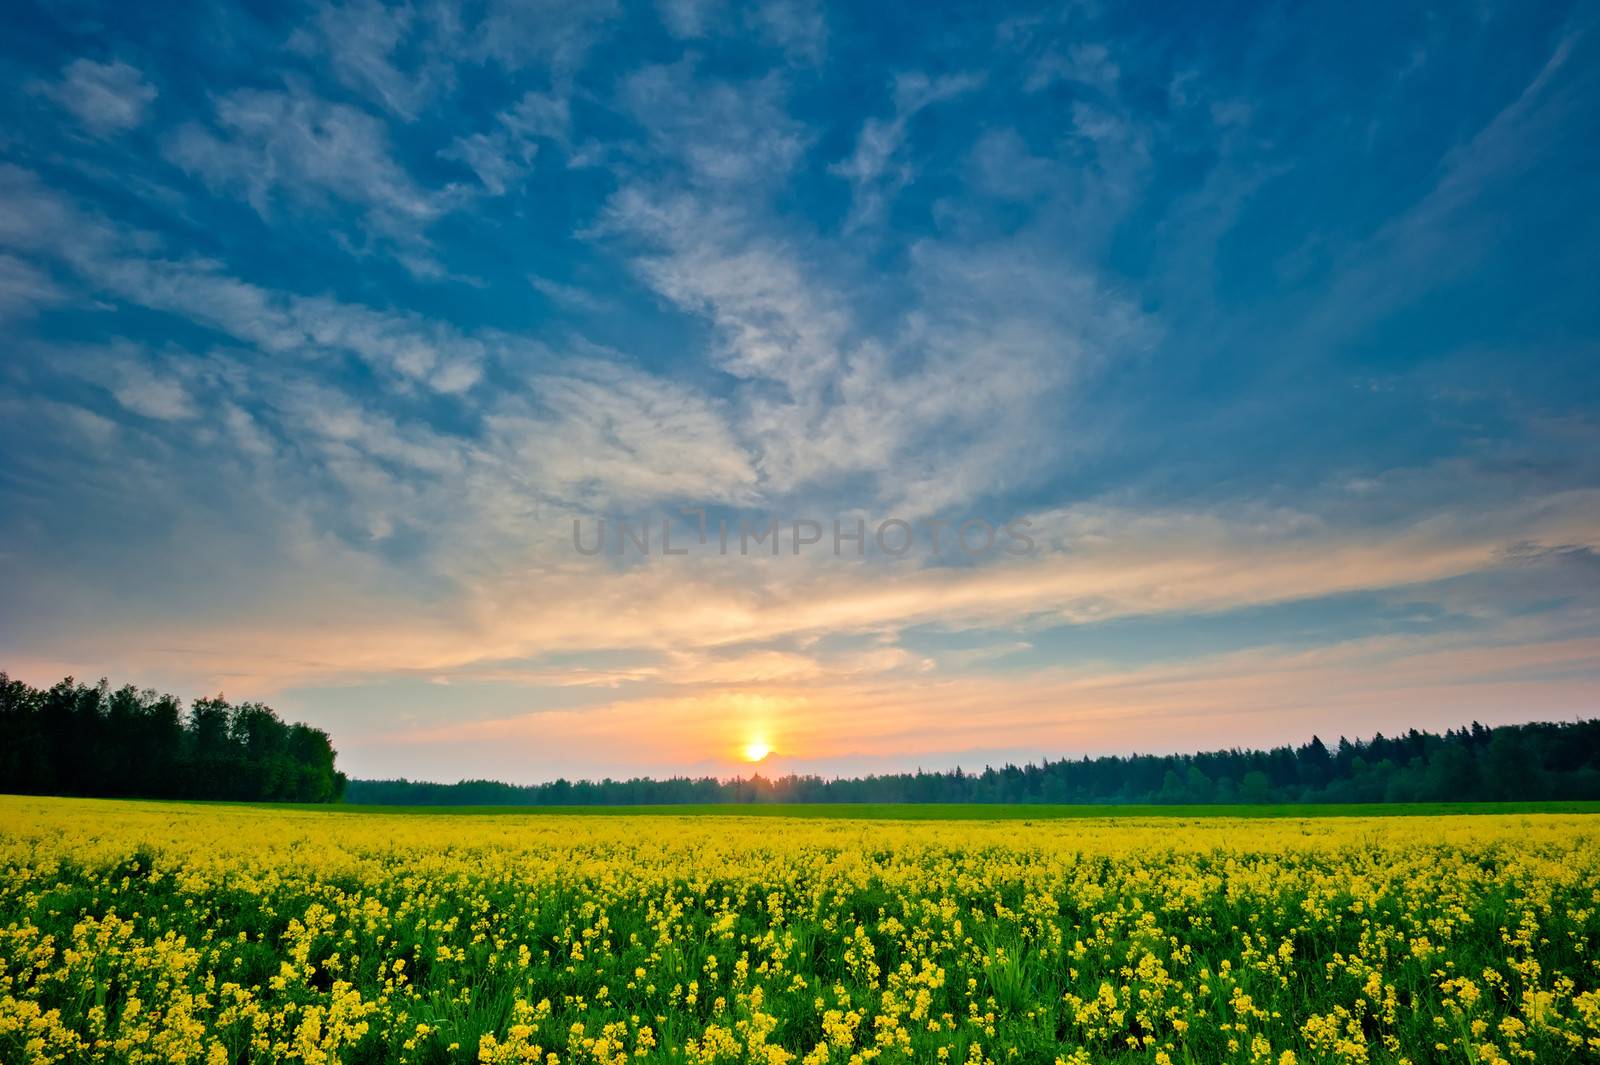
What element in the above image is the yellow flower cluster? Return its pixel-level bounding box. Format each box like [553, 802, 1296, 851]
[1, 796, 1597, 1063]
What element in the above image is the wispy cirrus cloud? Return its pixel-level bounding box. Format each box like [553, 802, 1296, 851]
[166, 83, 458, 268]
[0, 253, 63, 321]
[1261, 29, 1595, 371]
[601, 172, 1149, 513]
[831, 71, 984, 230]
[287, 0, 455, 120]
[472, 0, 621, 72]
[2, 0, 1597, 782]
[654, 0, 825, 62]
[33, 58, 158, 136]
[439, 90, 571, 195]
[619, 62, 811, 189]
[1, 163, 484, 394]
[485, 358, 760, 508]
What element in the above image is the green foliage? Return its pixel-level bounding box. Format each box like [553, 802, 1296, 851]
[0, 671, 346, 803]
[345, 719, 1600, 807]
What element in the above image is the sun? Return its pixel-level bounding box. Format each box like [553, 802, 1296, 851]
[742, 739, 772, 763]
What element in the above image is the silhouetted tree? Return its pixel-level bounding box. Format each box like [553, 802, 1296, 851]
[343, 718, 1600, 807]
[0, 672, 346, 803]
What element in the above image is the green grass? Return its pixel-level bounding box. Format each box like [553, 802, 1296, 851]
[268, 799, 1600, 819]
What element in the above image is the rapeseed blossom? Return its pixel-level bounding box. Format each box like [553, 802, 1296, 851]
[1, 797, 1597, 1063]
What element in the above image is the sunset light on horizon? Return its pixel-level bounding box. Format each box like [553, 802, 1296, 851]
[2, 0, 1597, 787]
[7, 5, 1600, 1062]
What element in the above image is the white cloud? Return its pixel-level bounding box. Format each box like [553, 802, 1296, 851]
[165, 84, 459, 273]
[529, 275, 609, 314]
[112, 364, 196, 421]
[657, 0, 721, 38]
[288, 0, 451, 119]
[167, 85, 440, 221]
[221, 403, 276, 459]
[94, 257, 487, 394]
[0, 254, 64, 321]
[438, 91, 570, 196]
[439, 132, 536, 196]
[653, 0, 818, 60]
[0, 165, 120, 257]
[487, 358, 760, 508]
[501, 91, 571, 141]
[36, 58, 157, 136]
[969, 129, 1060, 201]
[620, 63, 810, 188]
[606, 191, 844, 392]
[602, 172, 1147, 511]
[473, 0, 620, 72]
[0, 166, 769, 583]
[1, 166, 484, 394]
[14, 457, 1594, 706]
[831, 71, 984, 229]
[748, 0, 826, 64]
[1024, 43, 1119, 93]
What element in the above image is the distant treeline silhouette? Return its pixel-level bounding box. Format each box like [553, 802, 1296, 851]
[1, 672, 345, 802]
[348, 719, 1600, 806]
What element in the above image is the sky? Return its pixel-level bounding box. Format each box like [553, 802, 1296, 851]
[1, 0, 1598, 784]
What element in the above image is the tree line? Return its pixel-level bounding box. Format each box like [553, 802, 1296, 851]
[4, 668, 1594, 808]
[347, 718, 1600, 806]
[0, 672, 346, 803]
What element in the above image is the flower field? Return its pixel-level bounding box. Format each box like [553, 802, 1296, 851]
[2, 797, 1598, 1065]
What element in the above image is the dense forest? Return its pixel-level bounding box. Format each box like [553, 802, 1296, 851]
[4, 667, 1596, 808]
[0, 672, 345, 802]
[349, 718, 1600, 806]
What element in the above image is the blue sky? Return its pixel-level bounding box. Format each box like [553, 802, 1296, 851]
[2, 0, 1597, 783]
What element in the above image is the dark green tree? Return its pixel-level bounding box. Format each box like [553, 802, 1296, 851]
[0, 672, 345, 803]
